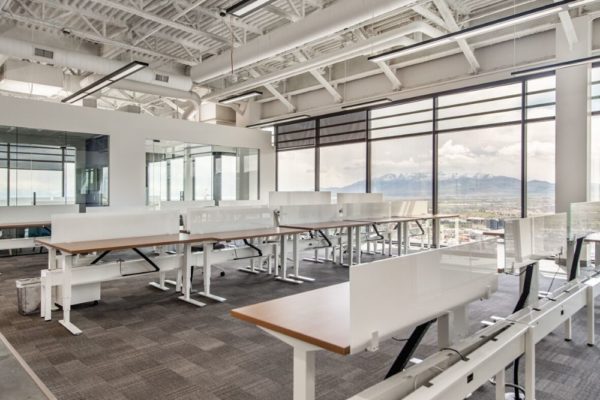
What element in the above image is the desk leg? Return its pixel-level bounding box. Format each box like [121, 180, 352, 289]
[277, 235, 302, 284]
[588, 285, 595, 347]
[355, 226, 361, 265]
[396, 223, 402, 256]
[525, 328, 536, 400]
[495, 369, 506, 400]
[403, 222, 409, 255]
[432, 219, 440, 249]
[198, 242, 226, 302]
[289, 234, 315, 282]
[294, 347, 316, 400]
[596, 243, 600, 268]
[178, 244, 206, 307]
[58, 254, 82, 335]
[344, 227, 353, 267]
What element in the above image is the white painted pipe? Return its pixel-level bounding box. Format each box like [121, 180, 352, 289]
[190, 0, 420, 83]
[205, 21, 444, 101]
[0, 36, 193, 92]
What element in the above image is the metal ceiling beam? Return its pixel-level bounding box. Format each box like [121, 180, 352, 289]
[249, 68, 295, 113]
[355, 28, 402, 90]
[432, 0, 480, 73]
[91, 0, 230, 44]
[557, 10, 579, 48]
[0, 11, 197, 65]
[265, 5, 301, 22]
[295, 50, 343, 102]
[412, 4, 446, 28]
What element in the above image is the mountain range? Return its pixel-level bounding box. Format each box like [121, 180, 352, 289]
[324, 173, 554, 197]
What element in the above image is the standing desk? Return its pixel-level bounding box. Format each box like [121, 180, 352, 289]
[280, 220, 373, 266]
[36, 233, 216, 335]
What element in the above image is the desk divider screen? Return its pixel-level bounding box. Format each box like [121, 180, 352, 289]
[268, 191, 332, 208]
[187, 206, 275, 234]
[217, 200, 267, 207]
[278, 204, 342, 226]
[50, 210, 180, 243]
[337, 193, 384, 204]
[159, 200, 216, 212]
[0, 204, 79, 224]
[390, 200, 428, 217]
[349, 239, 498, 353]
[342, 202, 391, 220]
[504, 213, 566, 273]
[568, 201, 600, 240]
[86, 205, 155, 214]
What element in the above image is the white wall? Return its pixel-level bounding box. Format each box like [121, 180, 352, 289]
[0, 96, 275, 206]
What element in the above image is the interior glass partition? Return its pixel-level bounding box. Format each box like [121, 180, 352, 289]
[0, 125, 109, 207]
[591, 65, 600, 201]
[145, 140, 259, 206]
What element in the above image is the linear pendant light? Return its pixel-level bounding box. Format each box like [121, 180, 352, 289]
[226, 0, 274, 18]
[219, 90, 263, 104]
[341, 98, 392, 110]
[62, 61, 148, 104]
[511, 55, 600, 76]
[247, 114, 311, 128]
[368, 0, 578, 63]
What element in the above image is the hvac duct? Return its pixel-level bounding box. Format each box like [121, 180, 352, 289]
[0, 36, 193, 92]
[206, 21, 444, 101]
[190, 0, 420, 83]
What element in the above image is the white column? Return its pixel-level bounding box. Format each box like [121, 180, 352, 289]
[555, 16, 592, 212]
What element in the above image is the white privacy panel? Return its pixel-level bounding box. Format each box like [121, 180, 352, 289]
[337, 193, 383, 204]
[51, 210, 180, 243]
[86, 205, 155, 214]
[217, 200, 267, 207]
[504, 213, 566, 272]
[349, 239, 498, 353]
[278, 204, 342, 226]
[343, 202, 390, 220]
[187, 206, 275, 234]
[0, 204, 79, 224]
[390, 200, 429, 216]
[268, 191, 332, 208]
[568, 201, 600, 240]
[159, 200, 215, 213]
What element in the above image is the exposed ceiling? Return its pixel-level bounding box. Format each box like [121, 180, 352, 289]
[0, 0, 597, 123]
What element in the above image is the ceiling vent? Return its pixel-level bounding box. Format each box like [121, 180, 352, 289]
[34, 48, 54, 59]
[155, 74, 169, 83]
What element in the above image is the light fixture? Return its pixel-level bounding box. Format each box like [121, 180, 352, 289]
[511, 55, 600, 76]
[368, 0, 574, 63]
[225, 0, 274, 18]
[246, 114, 311, 128]
[219, 90, 263, 104]
[341, 98, 392, 110]
[62, 61, 148, 104]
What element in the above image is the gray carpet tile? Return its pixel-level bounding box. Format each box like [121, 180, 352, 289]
[0, 249, 599, 399]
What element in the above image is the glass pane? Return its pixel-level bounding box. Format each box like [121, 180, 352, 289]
[370, 123, 433, 139]
[527, 120, 555, 216]
[527, 105, 556, 119]
[438, 96, 520, 119]
[170, 158, 184, 201]
[194, 156, 213, 200]
[527, 75, 556, 92]
[527, 91, 556, 106]
[220, 155, 237, 201]
[438, 109, 521, 131]
[592, 115, 600, 201]
[277, 148, 315, 191]
[371, 110, 432, 129]
[319, 142, 366, 194]
[438, 83, 521, 107]
[438, 125, 522, 244]
[370, 99, 432, 119]
[370, 135, 432, 207]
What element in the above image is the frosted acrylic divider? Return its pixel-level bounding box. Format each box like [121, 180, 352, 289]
[504, 213, 566, 274]
[349, 239, 498, 353]
[278, 204, 342, 226]
[0, 204, 79, 224]
[50, 210, 180, 243]
[337, 193, 383, 204]
[159, 200, 215, 212]
[186, 206, 275, 235]
[568, 201, 600, 240]
[268, 191, 332, 208]
[342, 202, 391, 220]
[217, 200, 267, 207]
[390, 200, 428, 216]
[86, 205, 155, 214]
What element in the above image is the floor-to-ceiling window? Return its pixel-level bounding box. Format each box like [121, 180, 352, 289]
[591, 64, 600, 201]
[273, 74, 557, 240]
